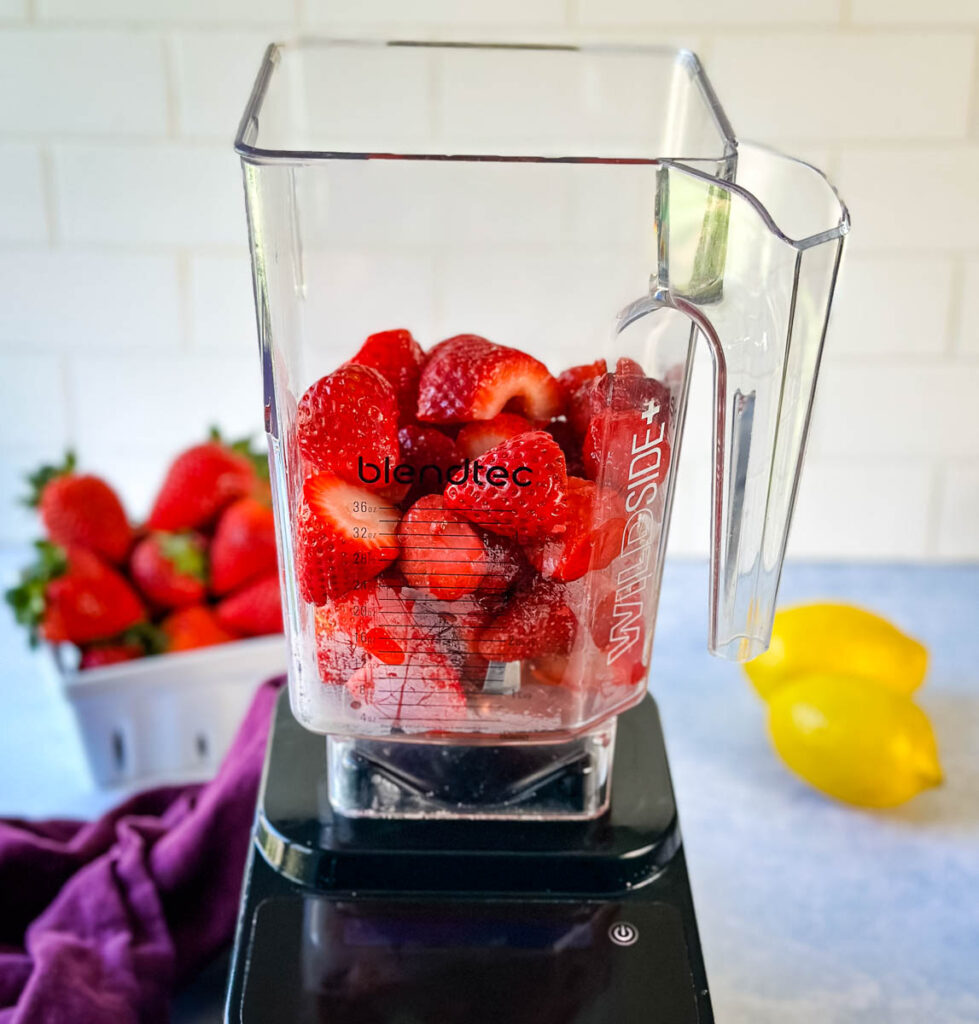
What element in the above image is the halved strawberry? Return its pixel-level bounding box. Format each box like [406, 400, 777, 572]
[397, 424, 461, 503]
[456, 413, 532, 459]
[346, 649, 468, 726]
[296, 364, 400, 491]
[566, 365, 669, 439]
[527, 478, 626, 582]
[476, 578, 577, 663]
[556, 359, 606, 406]
[397, 494, 523, 601]
[443, 430, 568, 544]
[417, 335, 562, 424]
[294, 474, 400, 604]
[583, 411, 671, 492]
[315, 605, 367, 683]
[318, 574, 419, 666]
[349, 328, 426, 424]
[544, 418, 585, 480]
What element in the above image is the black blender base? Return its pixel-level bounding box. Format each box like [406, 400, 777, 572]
[225, 690, 713, 1023]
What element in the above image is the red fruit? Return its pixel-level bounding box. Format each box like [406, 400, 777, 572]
[544, 419, 585, 478]
[294, 473, 400, 604]
[129, 532, 207, 609]
[162, 605, 236, 652]
[566, 367, 669, 439]
[349, 328, 426, 424]
[28, 453, 132, 564]
[397, 495, 523, 601]
[315, 606, 367, 683]
[396, 424, 462, 503]
[527, 478, 626, 582]
[615, 356, 645, 376]
[216, 573, 283, 637]
[556, 359, 606, 406]
[318, 575, 420, 666]
[296, 364, 400, 491]
[476, 578, 577, 663]
[209, 497, 278, 595]
[583, 411, 671, 492]
[417, 335, 562, 424]
[346, 649, 468, 727]
[443, 430, 569, 544]
[148, 441, 257, 532]
[15, 544, 146, 646]
[456, 413, 532, 460]
[79, 642, 143, 670]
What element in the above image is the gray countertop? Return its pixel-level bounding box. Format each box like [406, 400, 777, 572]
[1, 548, 977, 1022]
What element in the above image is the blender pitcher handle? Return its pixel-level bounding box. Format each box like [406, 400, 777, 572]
[654, 151, 848, 661]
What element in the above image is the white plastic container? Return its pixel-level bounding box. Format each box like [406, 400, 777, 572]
[48, 636, 287, 787]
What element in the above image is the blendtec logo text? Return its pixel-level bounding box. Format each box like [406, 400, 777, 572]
[358, 456, 533, 490]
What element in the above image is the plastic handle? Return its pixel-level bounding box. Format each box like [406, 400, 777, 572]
[654, 152, 847, 660]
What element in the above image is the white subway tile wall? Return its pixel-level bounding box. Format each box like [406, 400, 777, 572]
[0, 0, 975, 562]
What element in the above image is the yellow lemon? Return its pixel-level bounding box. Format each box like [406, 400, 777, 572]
[745, 603, 928, 701]
[768, 673, 943, 808]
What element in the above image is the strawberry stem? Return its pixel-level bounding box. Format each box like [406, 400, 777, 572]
[22, 451, 76, 508]
[4, 540, 68, 645]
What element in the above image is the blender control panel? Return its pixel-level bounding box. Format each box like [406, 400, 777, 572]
[238, 895, 702, 1023]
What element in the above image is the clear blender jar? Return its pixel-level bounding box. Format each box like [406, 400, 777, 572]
[236, 40, 848, 819]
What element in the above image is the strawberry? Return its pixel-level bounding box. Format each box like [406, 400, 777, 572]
[456, 413, 532, 460]
[346, 649, 468, 726]
[416, 335, 562, 424]
[566, 364, 668, 439]
[397, 494, 523, 601]
[147, 439, 257, 532]
[443, 430, 569, 544]
[216, 572, 283, 637]
[527, 478, 626, 582]
[349, 328, 426, 424]
[6, 542, 146, 646]
[129, 531, 207, 609]
[317, 574, 418, 666]
[476, 578, 577, 663]
[79, 642, 144, 670]
[294, 473, 400, 604]
[544, 418, 585, 478]
[296, 364, 400, 491]
[162, 604, 236, 652]
[556, 359, 606, 406]
[209, 497, 278, 595]
[397, 424, 462, 503]
[582, 411, 671, 492]
[27, 452, 132, 564]
[614, 356, 645, 376]
[315, 606, 368, 683]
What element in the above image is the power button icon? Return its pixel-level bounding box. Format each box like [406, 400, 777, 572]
[608, 921, 639, 947]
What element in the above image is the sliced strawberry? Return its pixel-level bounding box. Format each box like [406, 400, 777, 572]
[397, 424, 462, 503]
[318, 574, 419, 666]
[567, 367, 669, 439]
[443, 430, 568, 544]
[314, 605, 367, 683]
[417, 335, 562, 424]
[294, 474, 400, 604]
[476, 578, 577, 663]
[397, 494, 523, 601]
[556, 359, 606, 407]
[216, 573, 283, 637]
[349, 328, 426, 424]
[296, 364, 400, 491]
[615, 356, 645, 376]
[346, 649, 468, 726]
[527, 478, 626, 582]
[544, 418, 585, 480]
[456, 413, 533, 460]
[583, 411, 671, 492]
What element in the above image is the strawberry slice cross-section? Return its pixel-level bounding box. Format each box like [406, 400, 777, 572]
[294, 473, 400, 604]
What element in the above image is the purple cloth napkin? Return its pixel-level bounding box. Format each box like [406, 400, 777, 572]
[0, 676, 283, 1024]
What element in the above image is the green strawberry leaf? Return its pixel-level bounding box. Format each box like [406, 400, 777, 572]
[208, 425, 269, 482]
[157, 532, 208, 583]
[4, 540, 68, 645]
[23, 451, 76, 508]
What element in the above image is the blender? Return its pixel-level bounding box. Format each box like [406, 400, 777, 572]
[226, 40, 848, 1023]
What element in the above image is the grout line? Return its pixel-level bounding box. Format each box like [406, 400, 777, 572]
[945, 257, 966, 356]
[162, 31, 180, 140]
[38, 143, 58, 246]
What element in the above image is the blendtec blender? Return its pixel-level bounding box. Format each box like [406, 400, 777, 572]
[226, 41, 848, 1023]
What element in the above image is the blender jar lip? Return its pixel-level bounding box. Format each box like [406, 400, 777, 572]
[234, 37, 737, 168]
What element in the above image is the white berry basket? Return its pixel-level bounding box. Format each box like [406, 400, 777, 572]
[47, 636, 287, 788]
